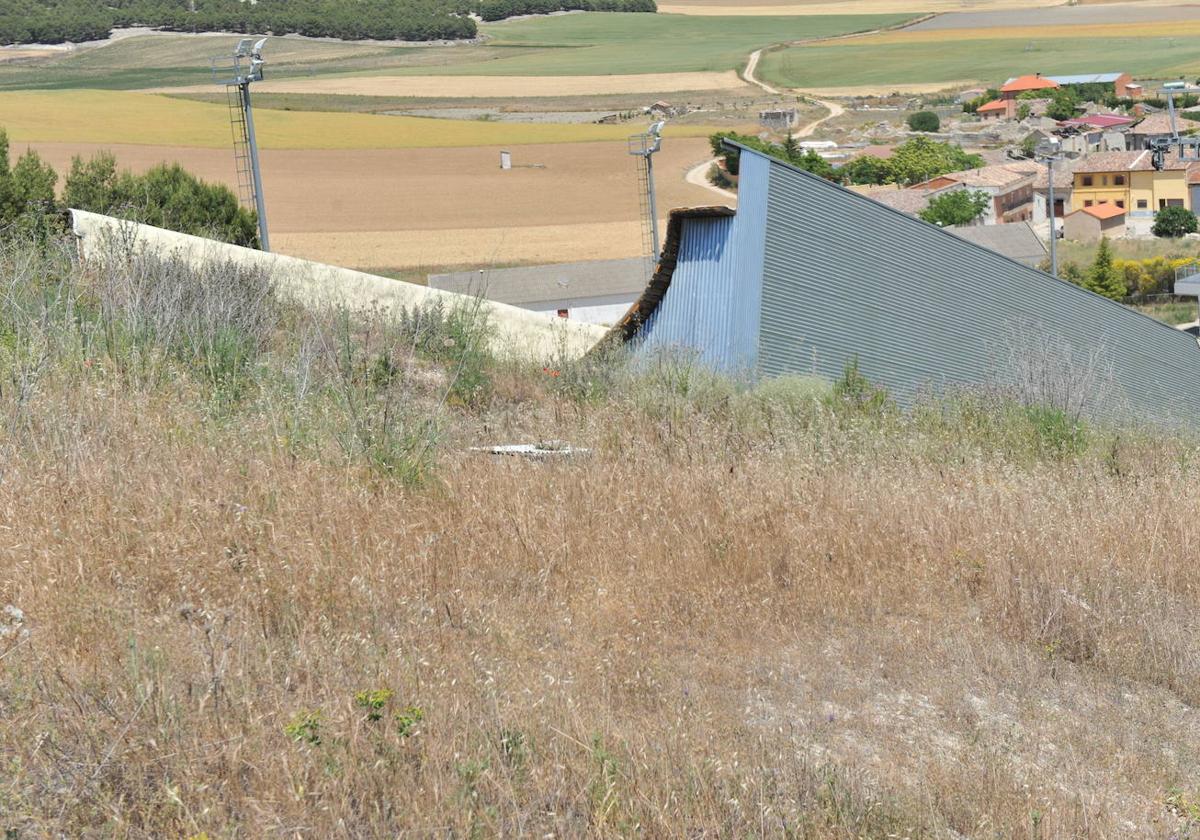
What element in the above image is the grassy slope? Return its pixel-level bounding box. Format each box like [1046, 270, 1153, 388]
[7, 237, 1200, 836]
[759, 31, 1200, 88]
[0, 89, 716, 147]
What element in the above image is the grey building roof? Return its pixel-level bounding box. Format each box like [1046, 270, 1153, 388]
[428, 258, 647, 307]
[948, 222, 1048, 268]
[1045, 73, 1124, 85]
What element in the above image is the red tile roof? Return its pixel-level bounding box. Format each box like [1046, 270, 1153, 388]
[1081, 203, 1125, 220]
[1001, 75, 1060, 94]
[977, 98, 1008, 113]
[1062, 113, 1136, 129]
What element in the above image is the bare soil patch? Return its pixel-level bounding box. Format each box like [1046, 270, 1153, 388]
[35, 137, 721, 266]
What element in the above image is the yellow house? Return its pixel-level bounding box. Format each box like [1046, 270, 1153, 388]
[1071, 150, 1194, 221]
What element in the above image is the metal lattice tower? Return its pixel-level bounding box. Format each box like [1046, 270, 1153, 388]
[628, 121, 665, 279]
[212, 38, 270, 251]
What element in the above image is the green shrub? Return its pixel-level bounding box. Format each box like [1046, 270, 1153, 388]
[907, 111, 940, 132]
[1152, 205, 1198, 238]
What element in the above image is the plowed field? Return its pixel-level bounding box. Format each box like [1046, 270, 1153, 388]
[36, 137, 724, 269]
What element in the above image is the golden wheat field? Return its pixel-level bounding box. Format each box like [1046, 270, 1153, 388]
[0, 90, 715, 150]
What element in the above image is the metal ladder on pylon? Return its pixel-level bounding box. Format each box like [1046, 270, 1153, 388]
[629, 131, 657, 281]
[225, 84, 256, 210]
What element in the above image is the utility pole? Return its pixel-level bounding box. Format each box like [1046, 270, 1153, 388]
[1036, 140, 1062, 276]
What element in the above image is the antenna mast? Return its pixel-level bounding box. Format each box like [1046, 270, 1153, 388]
[213, 37, 270, 251]
[628, 120, 665, 277]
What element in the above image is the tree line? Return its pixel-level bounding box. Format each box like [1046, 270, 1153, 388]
[1, 133, 258, 247]
[0, 0, 654, 45]
[710, 132, 985, 190]
[475, 0, 654, 22]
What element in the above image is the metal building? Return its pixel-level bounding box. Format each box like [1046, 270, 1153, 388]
[611, 143, 1200, 424]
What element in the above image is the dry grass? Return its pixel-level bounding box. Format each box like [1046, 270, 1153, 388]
[6, 236, 1200, 837]
[150, 72, 751, 98]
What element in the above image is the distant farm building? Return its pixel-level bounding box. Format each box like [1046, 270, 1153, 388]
[428, 258, 646, 325]
[611, 143, 1200, 425]
[759, 108, 797, 130]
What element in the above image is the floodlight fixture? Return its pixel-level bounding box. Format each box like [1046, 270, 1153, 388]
[212, 37, 270, 251]
[629, 119, 667, 272]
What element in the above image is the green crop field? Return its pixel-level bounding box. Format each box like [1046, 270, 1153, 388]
[0, 11, 917, 92]
[392, 11, 916, 76]
[758, 31, 1200, 90]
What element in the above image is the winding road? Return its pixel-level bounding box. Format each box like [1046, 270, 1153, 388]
[684, 52, 845, 201]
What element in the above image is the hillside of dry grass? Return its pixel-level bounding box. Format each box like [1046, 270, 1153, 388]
[3, 236, 1200, 837]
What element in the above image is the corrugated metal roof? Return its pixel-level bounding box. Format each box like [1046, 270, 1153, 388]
[626, 143, 1200, 426]
[428, 258, 647, 306]
[1046, 73, 1124, 85]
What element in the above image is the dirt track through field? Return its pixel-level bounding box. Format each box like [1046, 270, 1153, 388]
[33, 138, 721, 268]
[149, 71, 750, 98]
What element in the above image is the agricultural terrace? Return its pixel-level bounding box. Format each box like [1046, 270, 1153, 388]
[759, 12, 1200, 91]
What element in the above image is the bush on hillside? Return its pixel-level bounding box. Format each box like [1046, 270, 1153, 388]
[64, 152, 258, 247]
[907, 111, 940, 133]
[1152, 205, 1198, 238]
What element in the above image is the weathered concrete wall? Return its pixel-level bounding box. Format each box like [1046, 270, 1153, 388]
[70, 210, 605, 362]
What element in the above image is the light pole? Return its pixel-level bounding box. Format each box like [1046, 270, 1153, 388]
[1036, 139, 1062, 276]
[629, 120, 666, 266]
[214, 37, 270, 252]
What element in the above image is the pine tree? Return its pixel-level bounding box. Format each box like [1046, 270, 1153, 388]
[1084, 237, 1127, 301]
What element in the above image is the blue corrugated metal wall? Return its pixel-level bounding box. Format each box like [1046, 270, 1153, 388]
[637, 145, 1200, 425]
[755, 150, 1200, 423]
[635, 153, 770, 373]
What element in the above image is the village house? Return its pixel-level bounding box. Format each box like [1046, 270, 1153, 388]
[975, 73, 1060, 119]
[914, 163, 1038, 224]
[1070, 150, 1196, 232]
